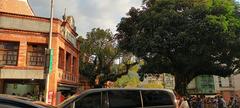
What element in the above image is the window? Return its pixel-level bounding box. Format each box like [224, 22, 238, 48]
[219, 84, 222, 87]
[75, 92, 101, 108]
[65, 52, 71, 72]
[108, 90, 142, 108]
[58, 48, 64, 69]
[219, 77, 232, 87]
[142, 90, 173, 107]
[229, 77, 233, 87]
[0, 42, 19, 66]
[27, 44, 47, 66]
[72, 56, 77, 74]
[218, 77, 222, 87]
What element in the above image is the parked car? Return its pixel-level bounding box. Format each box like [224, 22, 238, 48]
[58, 88, 177, 108]
[0, 94, 55, 108]
[33, 101, 56, 108]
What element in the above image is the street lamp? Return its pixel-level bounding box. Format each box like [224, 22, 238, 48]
[45, 0, 54, 104]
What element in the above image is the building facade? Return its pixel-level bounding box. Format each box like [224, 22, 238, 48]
[187, 74, 240, 101]
[142, 73, 175, 89]
[0, 0, 80, 105]
[214, 74, 240, 101]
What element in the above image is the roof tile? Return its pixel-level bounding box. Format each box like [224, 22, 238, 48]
[0, 0, 34, 16]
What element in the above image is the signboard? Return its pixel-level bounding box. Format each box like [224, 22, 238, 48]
[0, 16, 50, 32]
[44, 49, 53, 74]
[49, 49, 53, 73]
[48, 91, 53, 105]
[196, 75, 215, 94]
[65, 30, 77, 47]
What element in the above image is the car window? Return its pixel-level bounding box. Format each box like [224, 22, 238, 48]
[108, 90, 142, 108]
[142, 90, 173, 107]
[74, 92, 101, 108]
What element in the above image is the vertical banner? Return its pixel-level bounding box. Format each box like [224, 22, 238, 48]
[49, 49, 53, 73]
[44, 49, 53, 74]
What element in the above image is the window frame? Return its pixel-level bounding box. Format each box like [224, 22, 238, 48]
[0, 41, 19, 66]
[65, 52, 72, 73]
[27, 43, 47, 66]
[58, 47, 65, 69]
[73, 91, 103, 108]
[72, 56, 77, 73]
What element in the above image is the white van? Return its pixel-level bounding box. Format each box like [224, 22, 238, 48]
[58, 88, 177, 108]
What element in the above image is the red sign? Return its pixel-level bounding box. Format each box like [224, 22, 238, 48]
[48, 91, 53, 105]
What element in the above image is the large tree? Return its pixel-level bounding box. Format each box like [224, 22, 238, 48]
[79, 28, 138, 87]
[116, 0, 240, 96]
[78, 28, 119, 87]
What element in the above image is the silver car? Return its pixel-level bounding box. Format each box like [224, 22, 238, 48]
[0, 94, 51, 108]
[58, 88, 177, 108]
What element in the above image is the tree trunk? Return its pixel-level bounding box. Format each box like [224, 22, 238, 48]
[174, 77, 188, 96]
[174, 74, 194, 96]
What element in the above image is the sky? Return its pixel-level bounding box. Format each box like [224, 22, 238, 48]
[28, 0, 142, 37]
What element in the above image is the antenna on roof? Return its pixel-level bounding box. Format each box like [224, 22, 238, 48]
[63, 8, 67, 21]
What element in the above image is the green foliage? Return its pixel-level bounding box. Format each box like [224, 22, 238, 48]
[79, 28, 142, 88]
[116, 0, 240, 96]
[113, 58, 143, 88]
[114, 72, 141, 88]
[79, 28, 120, 87]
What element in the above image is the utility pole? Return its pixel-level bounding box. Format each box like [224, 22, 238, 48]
[45, 0, 54, 104]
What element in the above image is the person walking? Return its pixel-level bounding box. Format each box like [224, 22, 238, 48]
[218, 96, 227, 108]
[179, 97, 190, 108]
[228, 97, 235, 108]
[213, 96, 218, 108]
[235, 95, 240, 108]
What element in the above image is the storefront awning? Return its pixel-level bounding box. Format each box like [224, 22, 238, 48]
[58, 83, 78, 91]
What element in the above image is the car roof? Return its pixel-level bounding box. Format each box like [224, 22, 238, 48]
[0, 94, 34, 101]
[58, 88, 176, 107]
[0, 94, 46, 108]
[71, 88, 174, 98]
[79, 88, 174, 94]
[33, 101, 56, 108]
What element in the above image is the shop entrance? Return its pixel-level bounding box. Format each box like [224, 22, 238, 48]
[3, 79, 45, 101]
[56, 84, 78, 104]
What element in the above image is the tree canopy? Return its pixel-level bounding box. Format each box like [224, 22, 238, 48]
[79, 28, 119, 87]
[79, 28, 140, 87]
[116, 0, 240, 95]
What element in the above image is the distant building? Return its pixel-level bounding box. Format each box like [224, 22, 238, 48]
[0, 0, 83, 105]
[234, 74, 240, 95]
[142, 73, 175, 89]
[142, 73, 240, 100]
[214, 74, 240, 101]
[187, 75, 216, 95]
[187, 74, 240, 101]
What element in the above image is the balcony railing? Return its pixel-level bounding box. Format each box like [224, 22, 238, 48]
[62, 72, 77, 82]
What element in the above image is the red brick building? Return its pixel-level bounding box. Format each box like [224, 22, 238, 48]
[0, 0, 80, 105]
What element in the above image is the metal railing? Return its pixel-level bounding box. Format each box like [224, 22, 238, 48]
[62, 72, 77, 82]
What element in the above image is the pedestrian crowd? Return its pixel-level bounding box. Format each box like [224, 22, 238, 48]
[177, 95, 240, 108]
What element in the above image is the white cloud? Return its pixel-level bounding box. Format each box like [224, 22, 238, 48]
[29, 0, 142, 36]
